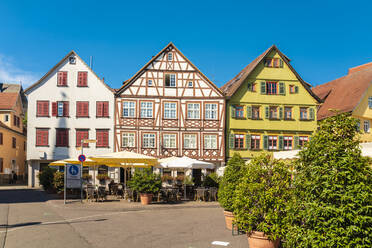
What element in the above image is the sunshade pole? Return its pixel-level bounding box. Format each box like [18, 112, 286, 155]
[183, 168, 187, 200]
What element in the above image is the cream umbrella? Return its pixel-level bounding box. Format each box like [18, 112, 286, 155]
[89, 151, 158, 187]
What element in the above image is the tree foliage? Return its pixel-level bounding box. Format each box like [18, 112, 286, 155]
[285, 114, 372, 247]
[128, 168, 162, 194]
[218, 153, 246, 211]
[53, 171, 64, 193]
[233, 154, 292, 241]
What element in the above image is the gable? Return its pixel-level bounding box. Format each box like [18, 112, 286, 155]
[352, 83, 372, 118]
[25, 51, 112, 95]
[221, 45, 321, 103]
[117, 43, 223, 98]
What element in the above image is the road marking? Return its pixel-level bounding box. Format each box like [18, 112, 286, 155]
[211, 241, 230, 246]
[0, 210, 148, 234]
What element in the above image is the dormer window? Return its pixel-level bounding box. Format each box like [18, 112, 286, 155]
[188, 81, 193, 88]
[69, 56, 76, 64]
[264, 58, 283, 68]
[148, 80, 153, 87]
[165, 74, 176, 87]
[167, 53, 173, 61]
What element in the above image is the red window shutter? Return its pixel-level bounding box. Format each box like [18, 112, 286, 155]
[57, 72, 63, 86]
[103, 102, 109, 117]
[52, 102, 57, 116]
[77, 102, 82, 117]
[83, 102, 89, 116]
[37, 102, 41, 116]
[63, 102, 69, 117]
[97, 102, 103, 117]
[78, 72, 87, 86]
[62, 72, 67, 86]
[103, 131, 108, 146]
[44, 102, 49, 116]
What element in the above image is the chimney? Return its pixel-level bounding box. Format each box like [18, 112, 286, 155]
[102, 77, 105, 82]
[0, 83, 3, 92]
[348, 62, 372, 74]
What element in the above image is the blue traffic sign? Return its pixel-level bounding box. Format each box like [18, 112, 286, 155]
[68, 165, 79, 176]
[78, 154, 86, 162]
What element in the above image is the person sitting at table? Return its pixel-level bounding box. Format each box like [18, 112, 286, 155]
[108, 180, 115, 194]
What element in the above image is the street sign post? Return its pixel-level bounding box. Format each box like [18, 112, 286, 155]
[64, 164, 82, 204]
[78, 154, 86, 162]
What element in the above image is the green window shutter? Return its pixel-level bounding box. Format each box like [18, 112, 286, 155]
[247, 83, 252, 91]
[279, 107, 283, 119]
[279, 136, 283, 150]
[260, 82, 266, 94]
[294, 136, 299, 149]
[279, 59, 284, 68]
[279, 82, 285, 95]
[263, 135, 268, 150]
[247, 106, 252, 119]
[229, 133, 235, 149]
[295, 86, 299, 93]
[265, 106, 269, 119]
[309, 108, 315, 120]
[231, 105, 236, 118]
[246, 134, 251, 150]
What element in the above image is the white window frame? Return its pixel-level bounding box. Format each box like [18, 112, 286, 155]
[205, 103, 218, 120]
[188, 81, 193, 87]
[163, 134, 177, 148]
[283, 136, 293, 150]
[251, 135, 261, 149]
[268, 136, 278, 150]
[184, 134, 197, 149]
[122, 133, 135, 147]
[123, 101, 135, 118]
[164, 102, 177, 119]
[148, 80, 153, 87]
[299, 136, 309, 147]
[204, 135, 217, 149]
[57, 102, 64, 117]
[143, 133, 155, 148]
[364, 120, 370, 133]
[300, 108, 308, 120]
[187, 103, 200, 119]
[140, 102, 153, 118]
[168, 53, 173, 61]
[368, 97, 372, 108]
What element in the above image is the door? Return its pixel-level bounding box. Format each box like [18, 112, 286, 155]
[192, 169, 202, 187]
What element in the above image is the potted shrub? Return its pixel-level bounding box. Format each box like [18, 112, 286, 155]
[202, 172, 220, 188]
[233, 154, 292, 248]
[53, 171, 64, 197]
[285, 114, 372, 247]
[218, 153, 246, 230]
[37, 167, 56, 193]
[129, 168, 162, 205]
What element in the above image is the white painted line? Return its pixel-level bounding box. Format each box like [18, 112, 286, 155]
[211, 241, 230, 246]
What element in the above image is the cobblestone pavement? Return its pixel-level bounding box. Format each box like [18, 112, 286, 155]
[0, 187, 247, 248]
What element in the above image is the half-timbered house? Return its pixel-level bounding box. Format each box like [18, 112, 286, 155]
[115, 43, 225, 183]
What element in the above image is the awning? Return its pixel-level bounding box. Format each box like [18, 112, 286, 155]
[159, 156, 215, 169]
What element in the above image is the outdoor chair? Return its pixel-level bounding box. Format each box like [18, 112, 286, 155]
[86, 187, 96, 202]
[97, 186, 107, 202]
[117, 184, 124, 199]
[111, 184, 118, 196]
[209, 187, 218, 201]
[194, 188, 206, 201]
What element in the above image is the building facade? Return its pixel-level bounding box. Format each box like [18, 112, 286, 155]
[0, 84, 27, 184]
[221, 45, 320, 160]
[115, 43, 225, 181]
[312, 62, 372, 142]
[25, 51, 114, 187]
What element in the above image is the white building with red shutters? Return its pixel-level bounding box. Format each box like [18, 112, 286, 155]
[25, 51, 114, 187]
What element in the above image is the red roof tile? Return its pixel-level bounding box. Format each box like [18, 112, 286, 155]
[312, 65, 372, 120]
[0, 92, 18, 110]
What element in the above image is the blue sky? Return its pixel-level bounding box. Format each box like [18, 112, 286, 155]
[0, 0, 371, 89]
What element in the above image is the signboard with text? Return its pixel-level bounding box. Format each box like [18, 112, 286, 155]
[66, 164, 81, 188]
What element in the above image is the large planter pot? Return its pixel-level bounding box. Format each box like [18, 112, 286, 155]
[247, 231, 279, 248]
[223, 210, 235, 230]
[140, 193, 153, 205]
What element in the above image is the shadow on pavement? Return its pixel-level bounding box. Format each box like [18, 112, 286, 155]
[0, 219, 108, 229]
[0, 189, 49, 204]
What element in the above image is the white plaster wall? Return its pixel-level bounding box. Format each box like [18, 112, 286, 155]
[26, 54, 114, 161]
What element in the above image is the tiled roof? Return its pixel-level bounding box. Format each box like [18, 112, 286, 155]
[312, 64, 372, 120]
[0, 92, 18, 110]
[0, 83, 21, 93]
[220, 45, 321, 102]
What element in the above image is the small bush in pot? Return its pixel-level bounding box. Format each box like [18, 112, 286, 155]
[284, 114, 372, 248]
[37, 167, 57, 191]
[218, 153, 247, 230]
[128, 168, 162, 205]
[233, 154, 292, 247]
[202, 172, 220, 188]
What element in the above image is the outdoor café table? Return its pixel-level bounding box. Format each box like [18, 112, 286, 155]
[195, 187, 207, 201]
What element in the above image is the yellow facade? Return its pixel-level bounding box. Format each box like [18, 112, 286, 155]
[226, 49, 319, 159]
[352, 84, 372, 142]
[0, 94, 26, 182]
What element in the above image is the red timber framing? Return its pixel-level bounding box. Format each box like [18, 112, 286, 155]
[114, 42, 225, 164]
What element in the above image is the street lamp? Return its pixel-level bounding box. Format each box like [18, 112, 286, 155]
[79, 139, 96, 203]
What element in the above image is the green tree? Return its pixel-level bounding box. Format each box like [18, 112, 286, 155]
[218, 153, 246, 211]
[37, 167, 56, 190]
[285, 114, 372, 247]
[53, 171, 64, 193]
[233, 154, 292, 241]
